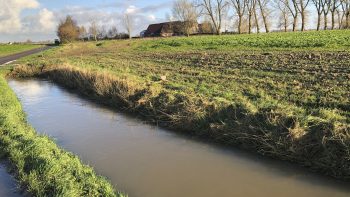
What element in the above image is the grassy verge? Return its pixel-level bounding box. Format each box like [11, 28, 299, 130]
[11, 30, 350, 180]
[0, 44, 44, 57]
[0, 67, 124, 196]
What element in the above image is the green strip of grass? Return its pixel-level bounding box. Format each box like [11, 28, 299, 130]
[0, 44, 43, 57]
[0, 68, 124, 197]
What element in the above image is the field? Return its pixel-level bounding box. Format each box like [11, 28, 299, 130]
[0, 44, 43, 57]
[8, 29, 350, 183]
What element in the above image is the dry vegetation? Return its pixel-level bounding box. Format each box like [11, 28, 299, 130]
[11, 30, 350, 180]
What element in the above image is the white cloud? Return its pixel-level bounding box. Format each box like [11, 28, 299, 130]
[0, 0, 40, 33]
[39, 8, 55, 31]
[126, 5, 138, 14]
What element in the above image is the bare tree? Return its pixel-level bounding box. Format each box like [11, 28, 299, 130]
[231, 0, 247, 33]
[341, 0, 350, 28]
[257, 0, 271, 32]
[199, 0, 229, 35]
[281, 0, 299, 31]
[274, 0, 291, 31]
[89, 21, 98, 41]
[330, 0, 341, 29]
[323, 0, 332, 29]
[108, 26, 118, 39]
[312, 0, 324, 30]
[246, 0, 257, 33]
[173, 0, 199, 36]
[253, 0, 261, 33]
[79, 26, 87, 41]
[296, 0, 310, 31]
[123, 13, 133, 39]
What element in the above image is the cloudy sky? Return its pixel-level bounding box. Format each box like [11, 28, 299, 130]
[0, 0, 172, 42]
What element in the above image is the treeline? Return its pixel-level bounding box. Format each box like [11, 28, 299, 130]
[176, 0, 350, 35]
[57, 16, 129, 43]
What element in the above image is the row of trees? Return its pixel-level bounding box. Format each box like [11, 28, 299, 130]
[173, 0, 350, 35]
[57, 16, 131, 43]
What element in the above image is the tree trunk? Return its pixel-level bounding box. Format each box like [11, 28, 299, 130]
[324, 13, 328, 30]
[254, 9, 260, 33]
[331, 11, 335, 30]
[301, 11, 306, 31]
[284, 16, 288, 32]
[248, 14, 252, 34]
[238, 16, 242, 34]
[317, 14, 321, 30]
[292, 16, 298, 31]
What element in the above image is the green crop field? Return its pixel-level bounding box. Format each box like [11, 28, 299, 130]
[8, 30, 350, 183]
[0, 44, 43, 57]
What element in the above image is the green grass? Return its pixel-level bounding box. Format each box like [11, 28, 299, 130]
[11, 30, 350, 180]
[136, 30, 350, 51]
[0, 44, 43, 57]
[0, 68, 125, 197]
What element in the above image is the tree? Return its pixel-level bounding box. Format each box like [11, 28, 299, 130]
[199, 0, 229, 35]
[57, 15, 80, 43]
[281, 0, 299, 31]
[173, 0, 199, 36]
[246, 0, 257, 33]
[323, 0, 332, 29]
[296, 0, 311, 31]
[231, 0, 247, 33]
[330, 0, 341, 29]
[312, 0, 324, 30]
[341, 0, 350, 28]
[89, 21, 99, 41]
[123, 13, 133, 39]
[275, 0, 291, 31]
[108, 26, 118, 39]
[79, 26, 87, 40]
[257, 0, 271, 32]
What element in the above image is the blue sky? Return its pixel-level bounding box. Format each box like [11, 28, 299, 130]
[0, 0, 320, 43]
[0, 0, 173, 42]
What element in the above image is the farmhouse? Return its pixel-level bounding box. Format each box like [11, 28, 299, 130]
[143, 21, 200, 37]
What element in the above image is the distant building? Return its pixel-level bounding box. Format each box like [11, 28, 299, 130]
[143, 21, 200, 37]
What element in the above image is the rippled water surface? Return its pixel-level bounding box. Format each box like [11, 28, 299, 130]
[9, 79, 350, 197]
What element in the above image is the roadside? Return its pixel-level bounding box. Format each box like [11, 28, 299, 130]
[0, 46, 53, 65]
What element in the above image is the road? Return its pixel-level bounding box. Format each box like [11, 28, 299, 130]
[0, 46, 53, 65]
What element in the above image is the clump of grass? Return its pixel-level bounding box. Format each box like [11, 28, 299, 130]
[0, 69, 125, 197]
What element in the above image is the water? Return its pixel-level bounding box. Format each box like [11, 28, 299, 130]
[8, 79, 350, 197]
[0, 163, 22, 197]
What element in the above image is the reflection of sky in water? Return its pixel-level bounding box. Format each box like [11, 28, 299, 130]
[8, 79, 350, 197]
[0, 164, 21, 197]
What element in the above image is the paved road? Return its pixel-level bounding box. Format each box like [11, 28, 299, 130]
[0, 46, 53, 65]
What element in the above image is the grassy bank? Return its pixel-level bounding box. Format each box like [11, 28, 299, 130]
[0, 44, 43, 57]
[12, 30, 350, 180]
[0, 68, 124, 196]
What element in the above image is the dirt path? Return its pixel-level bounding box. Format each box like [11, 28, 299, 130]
[0, 46, 53, 65]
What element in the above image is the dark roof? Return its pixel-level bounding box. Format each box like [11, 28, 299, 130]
[144, 21, 182, 36]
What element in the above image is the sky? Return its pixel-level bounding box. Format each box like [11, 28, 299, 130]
[0, 0, 173, 42]
[0, 0, 321, 43]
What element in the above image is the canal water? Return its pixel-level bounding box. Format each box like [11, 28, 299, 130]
[0, 163, 22, 197]
[8, 79, 350, 197]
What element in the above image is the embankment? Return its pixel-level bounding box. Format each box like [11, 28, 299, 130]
[11, 64, 350, 181]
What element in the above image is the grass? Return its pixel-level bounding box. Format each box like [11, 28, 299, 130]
[0, 67, 125, 196]
[10, 30, 350, 180]
[0, 44, 44, 57]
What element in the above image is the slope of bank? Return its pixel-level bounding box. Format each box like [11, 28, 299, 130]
[0, 68, 124, 197]
[10, 30, 350, 180]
